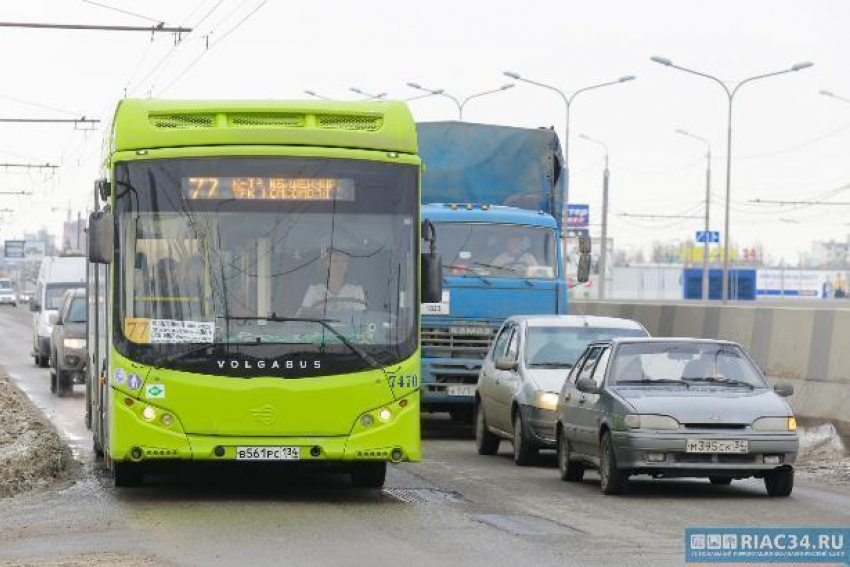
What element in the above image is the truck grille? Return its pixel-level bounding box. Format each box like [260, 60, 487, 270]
[421, 325, 498, 359]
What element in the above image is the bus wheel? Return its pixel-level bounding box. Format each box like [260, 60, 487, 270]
[112, 461, 143, 488]
[351, 462, 387, 488]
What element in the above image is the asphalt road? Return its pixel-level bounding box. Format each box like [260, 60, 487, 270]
[1, 305, 849, 566]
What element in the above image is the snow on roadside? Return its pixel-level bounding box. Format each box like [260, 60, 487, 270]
[0, 369, 70, 497]
[796, 423, 850, 486]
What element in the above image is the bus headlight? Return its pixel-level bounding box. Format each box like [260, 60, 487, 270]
[142, 406, 156, 421]
[378, 408, 392, 422]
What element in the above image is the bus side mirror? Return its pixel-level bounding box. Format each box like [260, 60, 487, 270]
[421, 219, 443, 304]
[95, 178, 111, 201]
[578, 232, 592, 254]
[576, 253, 591, 284]
[88, 211, 113, 265]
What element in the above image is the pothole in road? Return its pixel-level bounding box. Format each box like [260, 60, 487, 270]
[382, 487, 467, 504]
[472, 514, 581, 536]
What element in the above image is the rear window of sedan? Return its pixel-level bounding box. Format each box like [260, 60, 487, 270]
[524, 326, 647, 369]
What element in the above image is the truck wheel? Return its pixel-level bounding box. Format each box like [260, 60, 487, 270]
[351, 462, 387, 488]
[512, 412, 538, 466]
[764, 467, 794, 497]
[599, 432, 627, 495]
[112, 461, 143, 488]
[475, 402, 500, 456]
[38, 354, 49, 368]
[558, 426, 584, 482]
[57, 369, 72, 398]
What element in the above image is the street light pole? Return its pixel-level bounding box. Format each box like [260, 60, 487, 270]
[502, 72, 635, 276]
[406, 83, 514, 120]
[676, 129, 712, 301]
[820, 89, 850, 105]
[579, 134, 610, 300]
[350, 87, 388, 100]
[304, 90, 330, 100]
[651, 56, 813, 303]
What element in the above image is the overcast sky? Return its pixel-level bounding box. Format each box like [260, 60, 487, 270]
[1, 0, 848, 263]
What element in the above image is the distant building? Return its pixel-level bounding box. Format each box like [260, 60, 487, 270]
[803, 237, 850, 269]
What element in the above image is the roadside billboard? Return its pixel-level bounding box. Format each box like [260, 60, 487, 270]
[756, 269, 849, 299]
[4, 240, 24, 258]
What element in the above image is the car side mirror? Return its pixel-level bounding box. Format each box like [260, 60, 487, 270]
[48, 312, 59, 325]
[88, 211, 113, 265]
[495, 357, 517, 372]
[773, 383, 794, 397]
[576, 377, 601, 394]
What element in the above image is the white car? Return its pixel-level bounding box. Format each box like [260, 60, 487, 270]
[0, 278, 17, 306]
[474, 315, 648, 465]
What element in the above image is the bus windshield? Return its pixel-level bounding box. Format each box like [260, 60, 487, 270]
[433, 222, 556, 279]
[114, 157, 418, 377]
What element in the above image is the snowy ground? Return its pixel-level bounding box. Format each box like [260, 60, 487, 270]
[796, 423, 850, 486]
[0, 370, 69, 497]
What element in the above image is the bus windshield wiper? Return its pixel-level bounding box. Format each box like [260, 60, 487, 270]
[443, 264, 491, 286]
[151, 343, 221, 369]
[683, 376, 754, 389]
[218, 314, 380, 370]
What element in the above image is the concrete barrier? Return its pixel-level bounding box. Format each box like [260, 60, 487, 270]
[571, 301, 850, 441]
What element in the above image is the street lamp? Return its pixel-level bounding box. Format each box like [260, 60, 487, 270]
[651, 56, 814, 302]
[820, 89, 850, 105]
[405, 89, 444, 102]
[503, 71, 635, 267]
[578, 133, 610, 300]
[304, 90, 330, 100]
[350, 87, 387, 100]
[406, 82, 514, 120]
[675, 128, 712, 301]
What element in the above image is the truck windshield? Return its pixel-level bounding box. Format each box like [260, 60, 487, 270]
[433, 222, 556, 279]
[113, 157, 418, 377]
[46, 284, 77, 310]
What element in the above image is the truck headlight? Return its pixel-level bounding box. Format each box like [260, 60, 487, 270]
[752, 416, 796, 431]
[533, 391, 560, 411]
[63, 338, 86, 349]
[624, 414, 679, 430]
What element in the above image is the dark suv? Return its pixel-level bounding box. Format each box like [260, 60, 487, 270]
[49, 288, 87, 397]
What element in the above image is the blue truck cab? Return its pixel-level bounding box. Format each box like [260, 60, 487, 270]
[417, 122, 568, 422]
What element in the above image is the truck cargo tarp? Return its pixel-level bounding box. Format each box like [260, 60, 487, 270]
[416, 121, 564, 222]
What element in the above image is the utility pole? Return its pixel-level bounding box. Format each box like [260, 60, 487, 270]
[580, 134, 610, 299]
[676, 129, 712, 300]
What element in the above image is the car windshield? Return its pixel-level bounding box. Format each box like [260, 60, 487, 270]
[433, 222, 557, 279]
[66, 297, 86, 323]
[525, 326, 647, 368]
[610, 342, 767, 388]
[46, 284, 77, 310]
[113, 156, 418, 375]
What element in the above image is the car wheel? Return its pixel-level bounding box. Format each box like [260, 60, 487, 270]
[557, 426, 584, 482]
[112, 461, 143, 488]
[512, 412, 538, 466]
[599, 432, 627, 495]
[57, 369, 72, 398]
[764, 467, 794, 497]
[709, 476, 733, 486]
[474, 402, 500, 456]
[350, 462, 387, 488]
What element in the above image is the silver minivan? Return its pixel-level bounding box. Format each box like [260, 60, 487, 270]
[474, 315, 648, 465]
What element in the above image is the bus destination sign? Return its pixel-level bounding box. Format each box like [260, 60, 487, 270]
[182, 177, 355, 201]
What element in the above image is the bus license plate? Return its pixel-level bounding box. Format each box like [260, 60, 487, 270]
[685, 439, 748, 454]
[446, 385, 476, 397]
[235, 446, 301, 461]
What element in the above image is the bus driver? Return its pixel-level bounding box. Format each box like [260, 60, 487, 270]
[299, 249, 367, 313]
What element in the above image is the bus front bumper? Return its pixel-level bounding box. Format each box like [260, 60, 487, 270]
[108, 388, 421, 464]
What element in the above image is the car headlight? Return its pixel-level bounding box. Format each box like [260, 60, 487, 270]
[624, 414, 680, 430]
[533, 391, 560, 411]
[63, 338, 86, 349]
[752, 416, 796, 431]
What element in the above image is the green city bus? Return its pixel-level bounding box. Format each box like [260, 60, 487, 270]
[86, 99, 439, 487]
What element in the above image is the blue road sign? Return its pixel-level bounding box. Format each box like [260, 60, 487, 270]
[696, 231, 720, 243]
